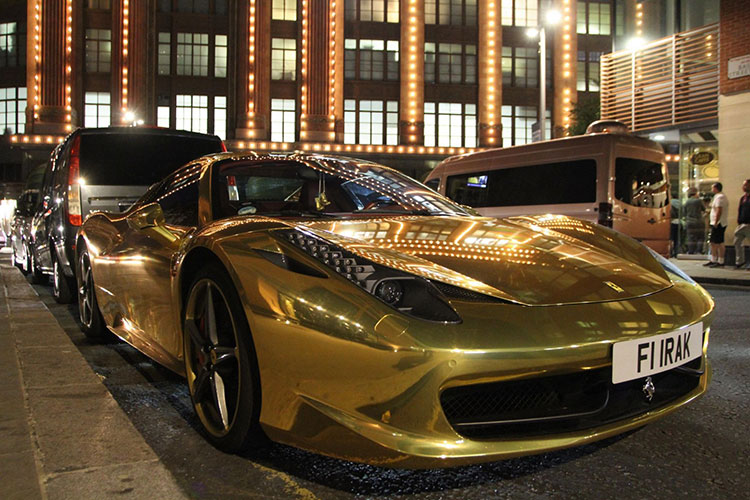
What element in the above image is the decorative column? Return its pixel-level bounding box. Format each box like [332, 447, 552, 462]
[117, 0, 153, 124]
[478, 0, 502, 147]
[234, 0, 271, 139]
[399, 0, 424, 145]
[300, 0, 337, 143]
[29, 0, 75, 134]
[552, 0, 577, 137]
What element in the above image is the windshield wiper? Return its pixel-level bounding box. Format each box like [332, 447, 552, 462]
[351, 209, 439, 216]
[259, 209, 337, 218]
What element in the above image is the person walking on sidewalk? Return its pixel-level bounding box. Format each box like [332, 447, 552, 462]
[684, 187, 705, 254]
[705, 182, 729, 267]
[734, 178, 750, 269]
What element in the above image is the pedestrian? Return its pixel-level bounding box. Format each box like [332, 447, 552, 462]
[733, 178, 750, 269]
[705, 182, 729, 267]
[684, 187, 705, 254]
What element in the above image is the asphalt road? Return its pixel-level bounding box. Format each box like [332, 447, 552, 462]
[33, 282, 749, 500]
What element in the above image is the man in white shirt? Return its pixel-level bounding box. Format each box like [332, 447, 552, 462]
[705, 182, 730, 267]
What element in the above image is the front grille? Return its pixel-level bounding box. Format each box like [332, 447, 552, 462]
[440, 357, 703, 439]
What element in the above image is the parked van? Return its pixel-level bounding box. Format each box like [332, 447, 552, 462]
[30, 127, 225, 303]
[424, 121, 670, 254]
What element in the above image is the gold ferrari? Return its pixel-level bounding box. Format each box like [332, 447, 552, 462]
[76, 152, 713, 468]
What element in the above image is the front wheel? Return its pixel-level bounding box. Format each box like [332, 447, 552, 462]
[52, 253, 74, 304]
[77, 247, 107, 339]
[183, 264, 264, 453]
[28, 243, 45, 284]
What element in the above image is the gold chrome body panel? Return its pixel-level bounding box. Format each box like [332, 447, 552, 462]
[77, 152, 714, 467]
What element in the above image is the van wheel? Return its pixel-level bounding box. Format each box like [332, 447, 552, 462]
[52, 254, 74, 304]
[28, 244, 45, 284]
[77, 247, 107, 339]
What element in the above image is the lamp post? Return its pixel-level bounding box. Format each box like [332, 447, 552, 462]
[527, 9, 561, 142]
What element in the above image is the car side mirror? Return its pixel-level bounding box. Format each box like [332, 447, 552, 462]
[129, 203, 165, 230]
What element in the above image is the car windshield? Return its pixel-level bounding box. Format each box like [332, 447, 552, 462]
[212, 156, 472, 220]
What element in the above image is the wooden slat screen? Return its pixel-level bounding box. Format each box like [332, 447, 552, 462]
[600, 24, 718, 131]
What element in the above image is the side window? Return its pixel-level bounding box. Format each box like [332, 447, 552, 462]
[155, 164, 202, 226]
[446, 160, 597, 208]
[615, 158, 668, 208]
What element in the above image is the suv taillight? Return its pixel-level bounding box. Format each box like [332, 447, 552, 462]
[220, 141, 227, 152]
[67, 136, 82, 226]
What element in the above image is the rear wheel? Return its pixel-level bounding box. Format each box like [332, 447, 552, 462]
[28, 244, 45, 284]
[77, 247, 107, 339]
[52, 253, 74, 304]
[183, 264, 264, 452]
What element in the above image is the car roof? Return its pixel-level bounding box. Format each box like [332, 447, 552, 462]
[73, 126, 221, 140]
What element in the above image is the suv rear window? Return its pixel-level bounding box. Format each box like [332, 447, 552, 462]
[78, 133, 222, 185]
[446, 160, 597, 207]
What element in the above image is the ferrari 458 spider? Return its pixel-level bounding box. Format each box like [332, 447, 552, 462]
[76, 152, 713, 467]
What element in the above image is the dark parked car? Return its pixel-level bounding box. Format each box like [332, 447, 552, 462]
[30, 127, 225, 303]
[10, 163, 46, 279]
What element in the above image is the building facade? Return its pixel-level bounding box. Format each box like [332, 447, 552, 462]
[0, 0, 615, 180]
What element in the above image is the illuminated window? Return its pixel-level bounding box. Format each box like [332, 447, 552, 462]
[577, 1, 611, 35]
[501, 105, 550, 146]
[272, 0, 297, 20]
[344, 39, 399, 81]
[424, 102, 476, 148]
[0, 22, 24, 68]
[84, 92, 111, 128]
[176, 94, 208, 133]
[271, 99, 296, 143]
[177, 33, 209, 76]
[86, 0, 110, 8]
[501, 0, 538, 27]
[157, 105, 170, 128]
[85, 29, 111, 73]
[345, 0, 400, 23]
[425, 43, 476, 84]
[215, 35, 227, 77]
[577, 51, 601, 92]
[344, 100, 398, 145]
[0, 87, 26, 134]
[271, 38, 296, 81]
[158, 32, 171, 75]
[502, 46, 537, 87]
[214, 96, 227, 139]
[425, 0, 477, 26]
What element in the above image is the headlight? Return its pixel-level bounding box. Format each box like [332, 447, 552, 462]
[647, 247, 696, 285]
[276, 229, 462, 323]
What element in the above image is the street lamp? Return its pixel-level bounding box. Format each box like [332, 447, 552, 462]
[527, 9, 561, 142]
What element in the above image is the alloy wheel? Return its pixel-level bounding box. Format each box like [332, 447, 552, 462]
[78, 252, 95, 328]
[184, 279, 242, 437]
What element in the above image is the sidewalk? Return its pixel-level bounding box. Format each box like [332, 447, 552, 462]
[669, 256, 750, 287]
[0, 250, 187, 500]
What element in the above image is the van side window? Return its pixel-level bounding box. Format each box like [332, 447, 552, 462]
[615, 158, 668, 208]
[445, 160, 597, 207]
[155, 164, 202, 226]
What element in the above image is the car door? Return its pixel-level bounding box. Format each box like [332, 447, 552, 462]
[110, 163, 203, 366]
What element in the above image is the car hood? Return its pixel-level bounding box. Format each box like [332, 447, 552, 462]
[291, 215, 671, 306]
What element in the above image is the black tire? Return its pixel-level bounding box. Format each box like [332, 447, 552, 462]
[182, 263, 264, 453]
[28, 244, 45, 284]
[52, 252, 74, 304]
[12, 245, 26, 274]
[76, 246, 108, 339]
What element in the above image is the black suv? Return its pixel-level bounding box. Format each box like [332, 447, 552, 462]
[30, 127, 225, 303]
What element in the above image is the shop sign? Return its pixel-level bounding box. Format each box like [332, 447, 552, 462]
[728, 54, 750, 79]
[690, 151, 715, 166]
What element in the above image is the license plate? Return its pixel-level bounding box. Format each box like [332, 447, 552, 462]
[612, 322, 703, 384]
